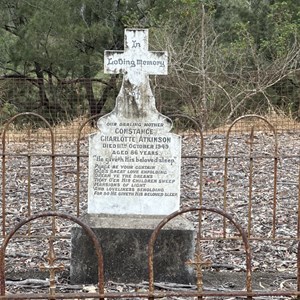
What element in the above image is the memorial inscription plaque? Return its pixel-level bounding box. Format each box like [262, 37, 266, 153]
[72, 29, 194, 285]
[88, 28, 181, 215]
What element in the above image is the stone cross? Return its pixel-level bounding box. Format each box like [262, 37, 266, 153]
[103, 28, 168, 120]
[104, 28, 167, 85]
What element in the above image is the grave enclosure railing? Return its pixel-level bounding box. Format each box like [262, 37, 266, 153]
[0, 112, 299, 299]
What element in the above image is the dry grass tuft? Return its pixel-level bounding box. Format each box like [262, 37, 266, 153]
[209, 112, 300, 135]
[0, 116, 98, 144]
[1, 112, 299, 144]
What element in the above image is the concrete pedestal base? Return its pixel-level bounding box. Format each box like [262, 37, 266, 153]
[70, 214, 195, 284]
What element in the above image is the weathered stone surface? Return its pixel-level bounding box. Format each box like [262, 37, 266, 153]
[72, 29, 189, 284]
[70, 214, 195, 284]
[88, 28, 181, 215]
[88, 129, 181, 215]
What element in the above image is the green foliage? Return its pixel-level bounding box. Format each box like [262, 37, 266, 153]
[0, 102, 17, 122]
[151, 0, 300, 128]
[0, 0, 299, 128]
[261, 1, 300, 59]
[0, 0, 118, 77]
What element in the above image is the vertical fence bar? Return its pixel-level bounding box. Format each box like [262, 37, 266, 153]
[1, 113, 56, 237]
[0, 212, 105, 298]
[50, 127, 56, 235]
[247, 127, 254, 238]
[76, 114, 102, 217]
[224, 115, 277, 240]
[223, 119, 234, 238]
[271, 158, 277, 238]
[169, 114, 204, 239]
[76, 120, 87, 217]
[148, 207, 253, 299]
[297, 165, 300, 240]
[248, 156, 253, 238]
[223, 144, 229, 238]
[298, 241, 300, 300]
[1, 132, 6, 237]
[76, 134, 81, 217]
[27, 153, 32, 234]
[272, 132, 279, 239]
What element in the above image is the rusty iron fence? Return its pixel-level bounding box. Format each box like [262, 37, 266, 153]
[0, 112, 299, 298]
[1, 76, 300, 135]
[0, 210, 299, 299]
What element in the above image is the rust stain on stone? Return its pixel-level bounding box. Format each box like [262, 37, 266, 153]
[122, 79, 146, 118]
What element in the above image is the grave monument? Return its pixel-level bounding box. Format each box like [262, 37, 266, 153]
[89, 28, 180, 214]
[71, 28, 195, 283]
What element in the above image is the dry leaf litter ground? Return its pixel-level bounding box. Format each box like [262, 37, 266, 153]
[0, 129, 299, 299]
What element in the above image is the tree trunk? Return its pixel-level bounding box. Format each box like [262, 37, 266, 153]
[96, 75, 117, 114]
[34, 62, 50, 108]
[83, 66, 97, 119]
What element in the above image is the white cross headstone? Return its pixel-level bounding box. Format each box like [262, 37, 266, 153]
[101, 28, 169, 124]
[105, 29, 167, 84]
[88, 28, 181, 215]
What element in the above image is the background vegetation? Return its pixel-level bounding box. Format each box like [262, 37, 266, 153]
[0, 0, 299, 129]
